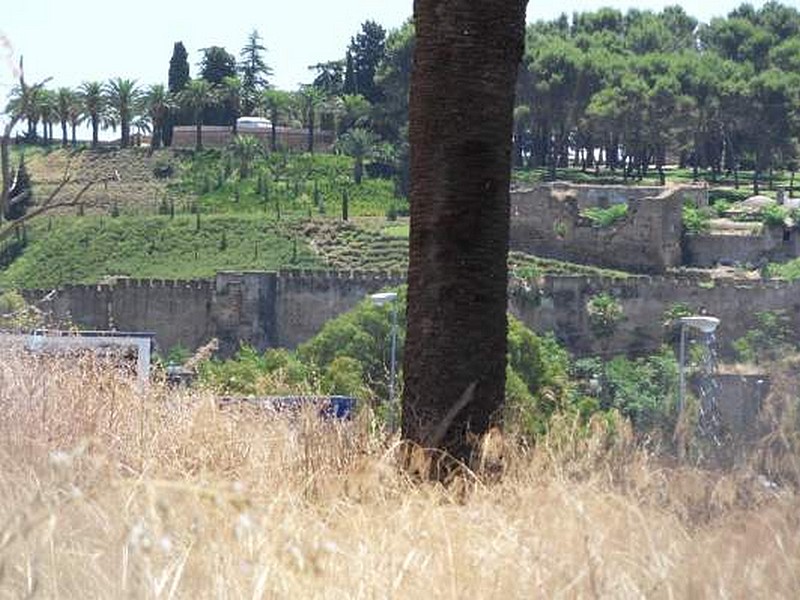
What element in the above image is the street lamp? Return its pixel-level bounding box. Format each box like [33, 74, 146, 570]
[369, 291, 398, 428]
[678, 315, 720, 415]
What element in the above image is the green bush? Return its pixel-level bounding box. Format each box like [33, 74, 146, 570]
[682, 204, 711, 234]
[0, 290, 43, 329]
[297, 288, 406, 400]
[586, 293, 624, 338]
[762, 205, 788, 227]
[198, 345, 269, 395]
[581, 203, 628, 227]
[577, 348, 679, 431]
[505, 316, 573, 437]
[199, 347, 311, 395]
[732, 310, 795, 364]
[711, 199, 732, 217]
[708, 188, 750, 205]
[323, 356, 368, 397]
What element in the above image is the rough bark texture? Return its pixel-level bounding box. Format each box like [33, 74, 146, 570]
[402, 0, 527, 464]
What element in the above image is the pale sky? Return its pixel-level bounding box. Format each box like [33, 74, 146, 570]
[0, 0, 785, 106]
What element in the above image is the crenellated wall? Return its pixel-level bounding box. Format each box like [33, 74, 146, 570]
[22, 268, 800, 360]
[509, 273, 800, 358]
[24, 270, 401, 357]
[275, 269, 404, 349]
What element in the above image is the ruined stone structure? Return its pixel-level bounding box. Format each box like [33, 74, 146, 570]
[510, 183, 704, 273]
[510, 182, 800, 272]
[23, 269, 800, 361]
[684, 226, 800, 268]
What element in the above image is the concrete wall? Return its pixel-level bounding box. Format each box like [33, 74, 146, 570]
[510, 183, 703, 273]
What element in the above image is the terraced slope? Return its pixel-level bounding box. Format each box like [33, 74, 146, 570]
[20, 147, 177, 215]
[298, 220, 409, 272]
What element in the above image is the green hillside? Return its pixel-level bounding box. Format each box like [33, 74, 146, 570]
[0, 214, 321, 288]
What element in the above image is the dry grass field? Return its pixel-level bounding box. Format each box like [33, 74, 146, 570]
[0, 353, 798, 599]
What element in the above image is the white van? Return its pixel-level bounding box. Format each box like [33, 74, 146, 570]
[236, 116, 271, 131]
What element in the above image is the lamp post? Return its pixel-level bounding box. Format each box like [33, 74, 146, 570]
[369, 291, 398, 428]
[678, 315, 720, 415]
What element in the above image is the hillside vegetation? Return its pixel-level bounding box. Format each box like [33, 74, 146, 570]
[0, 214, 321, 288]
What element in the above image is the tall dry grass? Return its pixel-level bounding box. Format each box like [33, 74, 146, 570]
[0, 351, 799, 599]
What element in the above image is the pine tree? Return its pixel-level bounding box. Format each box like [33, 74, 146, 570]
[347, 21, 387, 103]
[239, 30, 272, 115]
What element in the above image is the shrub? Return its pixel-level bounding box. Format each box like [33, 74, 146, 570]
[0, 290, 42, 329]
[152, 158, 174, 179]
[682, 204, 711, 234]
[586, 293, 624, 338]
[323, 356, 369, 397]
[505, 316, 573, 437]
[733, 310, 795, 364]
[581, 203, 628, 227]
[762, 205, 788, 227]
[594, 348, 678, 431]
[711, 199, 732, 217]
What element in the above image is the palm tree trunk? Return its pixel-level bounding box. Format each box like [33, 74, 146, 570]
[307, 112, 315, 154]
[61, 120, 68, 147]
[70, 124, 77, 146]
[402, 0, 527, 466]
[92, 116, 99, 148]
[354, 159, 363, 185]
[195, 119, 203, 151]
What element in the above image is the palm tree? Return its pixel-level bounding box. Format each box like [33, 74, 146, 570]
[401, 0, 527, 466]
[106, 78, 141, 148]
[259, 89, 292, 151]
[336, 127, 378, 184]
[19, 84, 43, 140]
[79, 81, 105, 148]
[38, 89, 56, 145]
[144, 84, 172, 150]
[219, 76, 243, 134]
[337, 93, 371, 136]
[55, 87, 76, 147]
[67, 94, 83, 147]
[5, 83, 40, 140]
[228, 134, 263, 179]
[297, 85, 327, 153]
[178, 79, 217, 151]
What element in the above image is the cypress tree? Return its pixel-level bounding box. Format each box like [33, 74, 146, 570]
[166, 42, 190, 144]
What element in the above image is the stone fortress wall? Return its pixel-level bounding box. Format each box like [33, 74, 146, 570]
[24, 270, 405, 357]
[23, 269, 800, 360]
